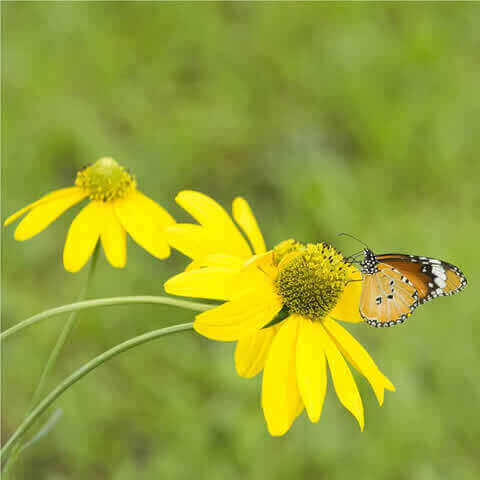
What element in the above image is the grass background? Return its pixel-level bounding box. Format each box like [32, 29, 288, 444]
[2, 3, 479, 479]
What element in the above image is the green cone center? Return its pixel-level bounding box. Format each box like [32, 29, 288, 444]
[75, 157, 136, 202]
[276, 242, 350, 321]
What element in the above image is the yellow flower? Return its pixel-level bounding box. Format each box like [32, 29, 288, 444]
[4, 157, 175, 272]
[165, 192, 395, 436]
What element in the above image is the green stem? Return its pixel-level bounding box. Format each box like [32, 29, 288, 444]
[1, 297, 213, 341]
[0, 322, 194, 462]
[31, 244, 100, 407]
[2, 244, 99, 475]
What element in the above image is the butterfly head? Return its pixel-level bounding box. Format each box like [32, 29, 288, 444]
[361, 249, 379, 274]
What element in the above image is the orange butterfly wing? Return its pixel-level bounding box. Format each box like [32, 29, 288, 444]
[445, 267, 466, 292]
[376, 255, 467, 303]
[360, 264, 419, 327]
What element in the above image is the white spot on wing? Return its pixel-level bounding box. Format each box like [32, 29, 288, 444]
[431, 265, 447, 279]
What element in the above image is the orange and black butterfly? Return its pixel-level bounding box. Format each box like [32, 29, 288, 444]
[358, 249, 467, 327]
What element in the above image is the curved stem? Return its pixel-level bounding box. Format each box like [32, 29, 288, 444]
[1, 297, 213, 341]
[29, 244, 100, 408]
[0, 322, 194, 462]
[3, 245, 100, 474]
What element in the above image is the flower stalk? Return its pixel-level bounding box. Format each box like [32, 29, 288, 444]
[30, 243, 100, 405]
[1, 297, 213, 341]
[2, 244, 99, 473]
[1, 323, 194, 464]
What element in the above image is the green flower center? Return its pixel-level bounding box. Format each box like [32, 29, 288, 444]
[276, 242, 350, 321]
[273, 239, 304, 266]
[75, 157, 136, 202]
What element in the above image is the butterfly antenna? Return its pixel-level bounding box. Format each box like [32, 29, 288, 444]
[337, 232, 370, 250]
[345, 249, 364, 260]
[345, 254, 364, 267]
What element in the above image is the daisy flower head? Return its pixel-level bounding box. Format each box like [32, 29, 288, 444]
[164, 192, 395, 436]
[4, 157, 175, 272]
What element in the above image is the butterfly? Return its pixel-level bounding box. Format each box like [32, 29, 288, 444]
[357, 249, 467, 328]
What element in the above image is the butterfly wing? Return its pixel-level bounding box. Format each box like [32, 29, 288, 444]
[360, 263, 419, 327]
[376, 254, 467, 304]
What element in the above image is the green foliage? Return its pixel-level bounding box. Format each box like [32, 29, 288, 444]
[3, 3, 479, 479]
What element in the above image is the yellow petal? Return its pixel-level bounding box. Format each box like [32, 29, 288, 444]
[100, 203, 126, 268]
[115, 191, 174, 259]
[232, 197, 266, 255]
[165, 267, 239, 301]
[63, 201, 103, 272]
[136, 191, 175, 225]
[228, 256, 277, 297]
[323, 317, 395, 406]
[294, 396, 304, 419]
[235, 326, 278, 378]
[14, 189, 87, 241]
[296, 318, 327, 423]
[261, 315, 302, 436]
[246, 251, 278, 280]
[186, 253, 245, 271]
[317, 322, 364, 430]
[329, 269, 363, 323]
[166, 224, 225, 260]
[176, 191, 252, 258]
[4, 187, 84, 227]
[194, 282, 283, 341]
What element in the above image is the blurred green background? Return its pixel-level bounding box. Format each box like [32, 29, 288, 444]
[2, 3, 479, 479]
